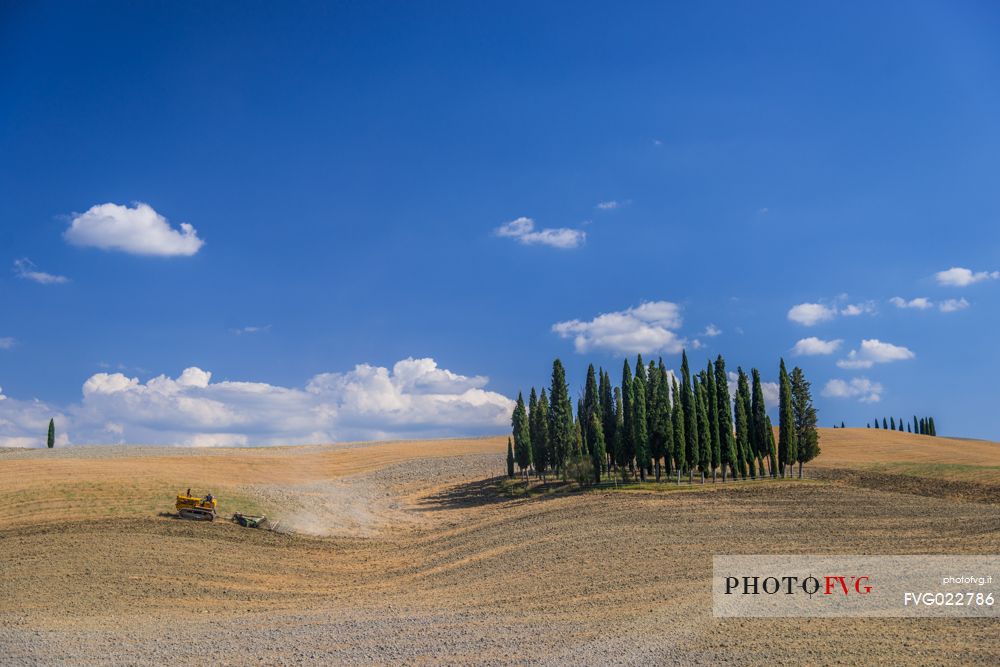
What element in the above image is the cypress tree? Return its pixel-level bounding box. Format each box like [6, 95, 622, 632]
[907, 423, 911, 433]
[621, 360, 635, 474]
[898, 418, 904, 432]
[715, 356, 737, 482]
[548, 359, 573, 477]
[765, 415, 778, 477]
[47, 418, 55, 449]
[574, 398, 585, 458]
[913, 415, 919, 434]
[883, 417, 888, 430]
[777, 359, 797, 478]
[649, 365, 665, 480]
[890, 416, 895, 431]
[705, 361, 721, 481]
[613, 386, 625, 473]
[681, 351, 698, 482]
[583, 364, 599, 455]
[532, 389, 550, 480]
[671, 376, 686, 476]
[695, 377, 711, 481]
[589, 412, 606, 484]
[646, 359, 659, 473]
[633, 365, 649, 481]
[874, 418, 880, 429]
[651, 362, 673, 479]
[790, 366, 819, 478]
[751, 369, 770, 477]
[506, 437, 515, 478]
[511, 392, 531, 477]
[735, 368, 752, 479]
[929, 417, 936, 436]
[599, 370, 615, 470]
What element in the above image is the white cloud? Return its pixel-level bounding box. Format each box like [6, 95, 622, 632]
[822, 378, 883, 403]
[840, 301, 876, 316]
[724, 371, 779, 409]
[939, 298, 970, 313]
[0, 337, 15, 350]
[596, 200, 620, 210]
[934, 267, 999, 287]
[232, 325, 271, 335]
[552, 300, 685, 355]
[702, 324, 722, 337]
[837, 339, 914, 369]
[791, 337, 843, 356]
[64, 202, 204, 257]
[787, 303, 837, 326]
[13, 258, 69, 284]
[494, 217, 585, 249]
[889, 296, 933, 310]
[0, 357, 512, 447]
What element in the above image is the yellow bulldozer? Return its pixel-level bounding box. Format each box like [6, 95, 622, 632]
[176, 491, 217, 521]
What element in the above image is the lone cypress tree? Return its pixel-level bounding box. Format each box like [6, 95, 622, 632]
[790, 366, 819, 478]
[633, 364, 649, 481]
[621, 360, 635, 474]
[548, 359, 573, 477]
[750, 369, 770, 477]
[511, 392, 531, 478]
[532, 389, 549, 480]
[735, 368, 752, 479]
[705, 361, 721, 481]
[506, 437, 515, 478]
[671, 376, 686, 476]
[715, 356, 737, 481]
[588, 412, 606, 484]
[47, 418, 55, 449]
[681, 351, 698, 482]
[777, 359, 797, 478]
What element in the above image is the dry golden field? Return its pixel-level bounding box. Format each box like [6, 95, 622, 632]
[2, 429, 999, 665]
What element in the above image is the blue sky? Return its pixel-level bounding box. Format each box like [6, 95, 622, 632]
[1, 1, 999, 445]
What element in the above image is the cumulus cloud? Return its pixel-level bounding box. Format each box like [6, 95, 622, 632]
[724, 371, 779, 409]
[552, 301, 685, 355]
[13, 258, 69, 284]
[889, 296, 933, 310]
[791, 337, 843, 356]
[702, 324, 722, 337]
[934, 267, 999, 287]
[822, 378, 883, 403]
[939, 298, 970, 313]
[837, 339, 914, 369]
[788, 299, 875, 326]
[0, 358, 513, 447]
[494, 217, 585, 249]
[0, 337, 15, 350]
[64, 202, 204, 256]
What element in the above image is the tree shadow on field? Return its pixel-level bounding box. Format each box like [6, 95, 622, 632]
[415, 477, 574, 513]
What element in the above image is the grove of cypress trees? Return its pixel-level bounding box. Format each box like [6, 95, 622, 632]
[790, 366, 819, 478]
[511, 392, 532, 478]
[715, 356, 737, 481]
[777, 359, 797, 478]
[751, 368, 770, 477]
[671, 376, 686, 476]
[47, 418, 55, 449]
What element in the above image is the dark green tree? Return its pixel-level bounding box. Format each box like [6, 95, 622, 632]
[633, 364, 649, 481]
[681, 351, 698, 482]
[650, 362, 673, 480]
[511, 392, 532, 477]
[751, 369, 771, 477]
[599, 370, 616, 470]
[506, 437, 515, 478]
[913, 415, 919, 434]
[532, 389, 549, 480]
[714, 356, 737, 481]
[613, 386, 625, 473]
[777, 359, 797, 478]
[547, 359, 574, 477]
[734, 368, 752, 479]
[874, 418, 880, 429]
[671, 376, 686, 476]
[765, 415, 778, 477]
[588, 412, 606, 484]
[47, 418, 55, 449]
[695, 377, 711, 481]
[790, 366, 819, 478]
[582, 364, 599, 455]
[883, 417, 888, 430]
[928, 417, 937, 436]
[621, 360, 635, 474]
[705, 361, 721, 481]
